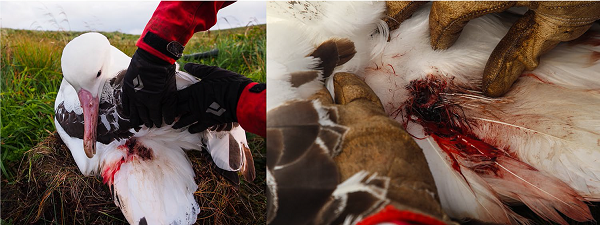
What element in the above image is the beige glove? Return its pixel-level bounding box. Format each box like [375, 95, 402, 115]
[384, 1, 428, 31]
[386, 1, 600, 97]
[267, 38, 450, 223]
[310, 72, 450, 222]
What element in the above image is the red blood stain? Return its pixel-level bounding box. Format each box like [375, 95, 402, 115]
[101, 138, 153, 185]
[102, 156, 124, 185]
[126, 139, 154, 161]
[388, 64, 396, 75]
[403, 75, 505, 175]
[520, 73, 553, 85]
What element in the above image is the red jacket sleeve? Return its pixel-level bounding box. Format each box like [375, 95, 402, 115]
[137, 1, 234, 64]
[236, 83, 266, 137]
[137, 1, 266, 137]
[356, 205, 446, 225]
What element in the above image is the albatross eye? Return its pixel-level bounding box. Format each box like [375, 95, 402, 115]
[96, 71, 101, 77]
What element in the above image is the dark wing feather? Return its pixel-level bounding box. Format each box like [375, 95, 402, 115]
[55, 70, 133, 144]
[267, 101, 346, 225]
[309, 38, 356, 80]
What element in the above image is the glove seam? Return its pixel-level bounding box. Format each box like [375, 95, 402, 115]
[535, 11, 600, 25]
[434, 3, 514, 46]
[541, 2, 598, 10]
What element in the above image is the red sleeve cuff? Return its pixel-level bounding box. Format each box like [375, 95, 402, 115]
[356, 205, 446, 225]
[236, 83, 266, 137]
[137, 41, 177, 64]
[136, 1, 234, 64]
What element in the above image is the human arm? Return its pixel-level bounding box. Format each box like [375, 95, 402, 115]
[173, 63, 266, 137]
[122, 1, 234, 128]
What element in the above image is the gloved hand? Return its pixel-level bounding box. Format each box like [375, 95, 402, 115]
[385, 1, 600, 97]
[312, 72, 449, 222]
[266, 72, 449, 224]
[122, 49, 177, 128]
[172, 63, 253, 133]
[266, 37, 450, 224]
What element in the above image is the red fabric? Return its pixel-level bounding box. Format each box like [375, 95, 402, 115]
[357, 205, 446, 225]
[138, 1, 265, 136]
[236, 83, 266, 137]
[137, 1, 234, 64]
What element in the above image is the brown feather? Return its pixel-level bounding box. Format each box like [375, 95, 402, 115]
[289, 71, 319, 88]
[227, 134, 241, 170]
[240, 144, 255, 182]
[309, 38, 356, 79]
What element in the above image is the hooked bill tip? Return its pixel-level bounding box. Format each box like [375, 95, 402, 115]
[84, 140, 96, 158]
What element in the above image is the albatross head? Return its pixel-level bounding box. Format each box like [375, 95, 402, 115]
[61, 32, 112, 158]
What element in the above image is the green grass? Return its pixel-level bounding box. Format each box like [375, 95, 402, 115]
[180, 26, 266, 83]
[0, 26, 265, 180]
[1, 29, 69, 178]
[1, 25, 265, 224]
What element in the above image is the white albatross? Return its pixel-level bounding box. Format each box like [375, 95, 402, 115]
[268, 1, 600, 224]
[54, 32, 255, 225]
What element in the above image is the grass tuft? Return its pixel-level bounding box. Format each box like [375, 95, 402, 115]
[1, 24, 265, 224]
[1, 29, 70, 178]
[179, 26, 266, 83]
[1, 133, 265, 224]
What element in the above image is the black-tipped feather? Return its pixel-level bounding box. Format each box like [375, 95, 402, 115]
[309, 38, 356, 80]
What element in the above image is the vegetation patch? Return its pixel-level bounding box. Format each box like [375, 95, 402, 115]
[2, 132, 266, 224]
[1, 25, 266, 224]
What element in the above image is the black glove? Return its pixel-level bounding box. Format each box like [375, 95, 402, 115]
[173, 63, 253, 133]
[122, 49, 177, 128]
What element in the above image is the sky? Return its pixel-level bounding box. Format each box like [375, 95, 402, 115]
[0, 1, 266, 34]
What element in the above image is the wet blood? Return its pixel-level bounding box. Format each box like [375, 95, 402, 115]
[101, 138, 154, 185]
[125, 139, 153, 161]
[102, 157, 124, 185]
[403, 75, 505, 174]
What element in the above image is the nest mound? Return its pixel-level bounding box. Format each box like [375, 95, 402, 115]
[1, 132, 266, 224]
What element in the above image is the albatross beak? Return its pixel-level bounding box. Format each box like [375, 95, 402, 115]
[77, 89, 99, 158]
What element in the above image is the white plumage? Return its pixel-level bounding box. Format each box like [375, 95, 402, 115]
[267, 1, 387, 110]
[55, 32, 253, 225]
[366, 5, 600, 225]
[269, 1, 600, 224]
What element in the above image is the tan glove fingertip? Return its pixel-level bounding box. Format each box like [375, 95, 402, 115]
[333, 72, 383, 109]
[483, 3, 600, 97]
[385, 1, 427, 31]
[430, 1, 515, 50]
